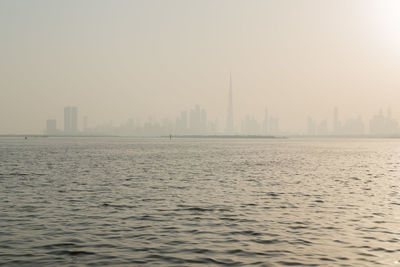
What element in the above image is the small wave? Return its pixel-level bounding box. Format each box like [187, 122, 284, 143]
[289, 239, 313, 246]
[357, 252, 377, 257]
[101, 203, 137, 209]
[370, 247, 396, 253]
[34, 243, 78, 249]
[276, 261, 311, 266]
[188, 257, 243, 266]
[145, 254, 186, 264]
[180, 207, 214, 212]
[230, 230, 262, 236]
[6, 173, 28, 176]
[48, 250, 96, 256]
[252, 238, 281, 245]
[319, 257, 336, 262]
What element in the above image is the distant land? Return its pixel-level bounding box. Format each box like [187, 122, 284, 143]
[0, 134, 118, 138]
[166, 135, 283, 139]
[3, 134, 400, 139]
[0, 134, 282, 139]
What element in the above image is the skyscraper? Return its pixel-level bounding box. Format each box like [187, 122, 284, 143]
[64, 106, 78, 133]
[333, 107, 340, 135]
[71, 106, 77, 132]
[64, 106, 71, 132]
[226, 73, 234, 134]
[46, 119, 57, 134]
[83, 116, 88, 132]
[263, 107, 268, 135]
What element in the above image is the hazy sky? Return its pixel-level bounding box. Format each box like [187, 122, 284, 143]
[1, 0, 400, 134]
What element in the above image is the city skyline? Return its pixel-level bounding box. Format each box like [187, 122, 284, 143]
[2, 1, 400, 134]
[44, 101, 400, 137]
[3, 2, 400, 266]
[39, 74, 400, 136]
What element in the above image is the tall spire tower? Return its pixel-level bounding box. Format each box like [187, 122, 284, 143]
[226, 72, 234, 134]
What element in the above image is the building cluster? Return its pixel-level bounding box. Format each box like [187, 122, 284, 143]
[44, 75, 400, 137]
[307, 107, 400, 136]
[369, 109, 399, 135]
[107, 105, 217, 136]
[241, 108, 279, 135]
[44, 74, 280, 136]
[46, 106, 84, 135]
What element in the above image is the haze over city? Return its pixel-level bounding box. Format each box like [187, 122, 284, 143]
[4, 1, 400, 266]
[2, 0, 400, 134]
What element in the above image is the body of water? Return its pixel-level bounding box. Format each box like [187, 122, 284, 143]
[1, 137, 399, 266]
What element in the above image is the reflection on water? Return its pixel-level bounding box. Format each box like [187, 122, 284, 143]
[1, 137, 400, 266]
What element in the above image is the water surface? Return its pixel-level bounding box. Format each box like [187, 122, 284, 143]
[1, 137, 399, 266]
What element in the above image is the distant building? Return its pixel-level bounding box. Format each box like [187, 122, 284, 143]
[175, 111, 187, 134]
[64, 107, 70, 132]
[269, 116, 279, 135]
[189, 105, 207, 134]
[71, 106, 77, 132]
[46, 119, 57, 134]
[317, 120, 329, 135]
[333, 107, 341, 135]
[307, 118, 328, 136]
[189, 105, 200, 133]
[241, 115, 261, 135]
[369, 108, 399, 135]
[342, 116, 364, 135]
[263, 107, 268, 135]
[64, 106, 78, 133]
[225, 73, 234, 134]
[83, 116, 88, 132]
[307, 117, 316, 136]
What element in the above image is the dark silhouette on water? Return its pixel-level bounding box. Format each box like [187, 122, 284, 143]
[164, 135, 283, 139]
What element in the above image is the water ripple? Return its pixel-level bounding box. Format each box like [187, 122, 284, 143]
[1, 137, 400, 266]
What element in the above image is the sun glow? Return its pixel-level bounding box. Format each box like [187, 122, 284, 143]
[370, 1, 400, 47]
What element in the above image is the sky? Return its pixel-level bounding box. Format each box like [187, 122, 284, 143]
[1, 0, 400, 134]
